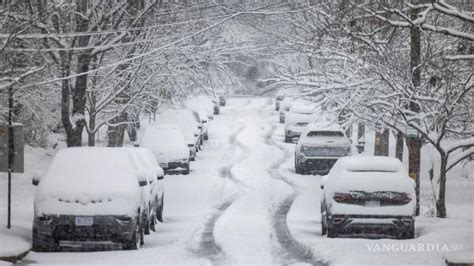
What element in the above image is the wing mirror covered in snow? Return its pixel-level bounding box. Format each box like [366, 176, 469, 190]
[137, 170, 149, 187]
[32, 171, 43, 186]
[320, 175, 328, 190]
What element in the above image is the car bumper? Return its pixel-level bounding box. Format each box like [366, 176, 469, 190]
[34, 215, 137, 247]
[329, 214, 414, 237]
[296, 157, 338, 175]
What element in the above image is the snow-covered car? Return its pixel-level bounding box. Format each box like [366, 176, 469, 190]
[140, 124, 190, 174]
[156, 109, 201, 161]
[191, 110, 205, 146]
[320, 156, 416, 239]
[212, 97, 220, 115]
[295, 123, 351, 175]
[32, 148, 148, 251]
[284, 101, 319, 143]
[219, 95, 226, 106]
[279, 97, 294, 123]
[192, 109, 209, 141]
[186, 95, 215, 120]
[126, 148, 165, 234]
[275, 94, 284, 111]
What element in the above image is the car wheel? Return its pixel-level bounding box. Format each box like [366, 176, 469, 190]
[204, 134, 209, 141]
[284, 135, 290, 143]
[32, 228, 58, 252]
[321, 211, 328, 236]
[327, 221, 338, 238]
[399, 222, 415, 239]
[150, 213, 156, 232]
[124, 223, 141, 250]
[157, 196, 164, 222]
[182, 164, 190, 175]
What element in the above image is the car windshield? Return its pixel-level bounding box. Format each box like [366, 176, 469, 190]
[302, 146, 350, 157]
[307, 131, 344, 137]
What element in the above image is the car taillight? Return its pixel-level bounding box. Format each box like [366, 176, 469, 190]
[391, 194, 411, 205]
[333, 193, 354, 203]
[115, 216, 133, 225]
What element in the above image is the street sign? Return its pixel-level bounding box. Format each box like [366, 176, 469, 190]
[0, 124, 24, 173]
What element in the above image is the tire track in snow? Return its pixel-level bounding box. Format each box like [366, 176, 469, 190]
[265, 120, 328, 266]
[191, 113, 251, 265]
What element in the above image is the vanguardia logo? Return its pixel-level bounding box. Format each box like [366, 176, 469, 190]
[366, 243, 464, 252]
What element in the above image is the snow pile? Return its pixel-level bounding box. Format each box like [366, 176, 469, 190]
[0, 227, 31, 259]
[35, 147, 141, 216]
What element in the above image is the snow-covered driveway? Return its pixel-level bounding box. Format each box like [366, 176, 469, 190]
[1, 97, 472, 265]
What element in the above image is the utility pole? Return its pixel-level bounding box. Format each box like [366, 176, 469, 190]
[408, 3, 423, 216]
[7, 85, 13, 229]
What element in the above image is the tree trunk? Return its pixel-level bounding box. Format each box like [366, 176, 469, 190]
[408, 2, 423, 216]
[436, 158, 448, 218]
[374, 129, 389, 156]
[395, 131, 404, 161]
[107, 112, 128, 147]
[88, 113, 96, 147]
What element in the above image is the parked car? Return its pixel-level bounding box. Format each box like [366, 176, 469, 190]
[295, 122, 351, 175]
[191, 110, 205, 146]
[320, 156, 416, 239]
[140, 124, 190, 174]
[32, 147, 148, 251]
[191, 109, 209, 141]
[212, 97, 220, 115]
[219, 95, 226, 106]
[186, 95, 215, 120]
[279, 97, 294, 123]
[127, 148, 165, 234]
[275, 94, 284, 111]
[156, 109, 201, 160]
[284, 101, 319, 143]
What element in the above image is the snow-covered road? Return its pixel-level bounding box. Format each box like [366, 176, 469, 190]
[1, 97, 472, 265]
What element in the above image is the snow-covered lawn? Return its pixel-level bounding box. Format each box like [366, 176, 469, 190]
[0, 97, 472, 265]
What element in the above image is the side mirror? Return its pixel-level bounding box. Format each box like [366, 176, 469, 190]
[32, 171, 43, 186]
[157, 174, 164, 180]
[320, 175, 328, 190]
[137, 170, 148, 187]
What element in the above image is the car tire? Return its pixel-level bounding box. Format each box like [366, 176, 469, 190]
[157, 195, 164, 222]
[182, 164, 190, 175]
[321, 210, 328, 236]
[284, 135, 290, 143]
[124, 223, 141, 250]
[144, 213, 150, 235]
[32, 228, 58, 252]
[204, 134, 209, 141]
[399, 222, 415, 239]
[327, 221, 338, 238]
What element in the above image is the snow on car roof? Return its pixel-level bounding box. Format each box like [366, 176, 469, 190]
[337, 156, 403, 173]
[303, 122, 344, 133]
[140, 124, 188, 162]
[289, 101, 319, 114]
[37, 147, 140, 201]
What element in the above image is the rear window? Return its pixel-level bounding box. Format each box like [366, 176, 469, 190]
[307, 131, 344, 137]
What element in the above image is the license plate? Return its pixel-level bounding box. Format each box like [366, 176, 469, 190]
[75, 216, 93, 226]
[159, 163, 168, 168]
[365, 200, 380, 207]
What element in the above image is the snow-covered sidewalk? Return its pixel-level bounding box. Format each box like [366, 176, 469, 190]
[0, 227, 31, 263]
